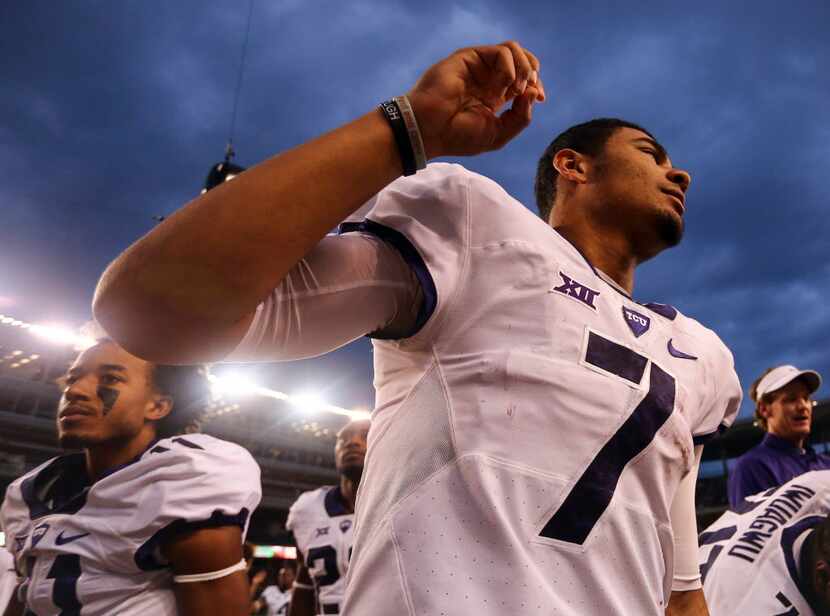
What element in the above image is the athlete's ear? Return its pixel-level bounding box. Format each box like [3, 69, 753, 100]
[552, 149, 588, 184]
[146, 395, 173, 421]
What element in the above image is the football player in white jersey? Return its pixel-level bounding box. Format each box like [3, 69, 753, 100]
[95, 41, 742, 615]
[699, 470, 830, 615]
[0, 339, 261, 616]
[0, 545, 15, 614]
[286, 419, 368, 616]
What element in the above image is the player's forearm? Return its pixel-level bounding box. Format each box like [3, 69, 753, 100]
[93, 109, 403, 363]
[666, 589, 709, 616]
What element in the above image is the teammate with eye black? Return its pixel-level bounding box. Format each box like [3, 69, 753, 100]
[96, 41, 742, 615]
[0, 338, 261, 616]
[286, 419, 368, 616]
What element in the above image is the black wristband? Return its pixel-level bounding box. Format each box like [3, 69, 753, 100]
[379, 99, 417, 176]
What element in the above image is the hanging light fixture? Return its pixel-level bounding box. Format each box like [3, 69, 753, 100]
[201, 158, 247, 194]
[201, 0, 254, 195]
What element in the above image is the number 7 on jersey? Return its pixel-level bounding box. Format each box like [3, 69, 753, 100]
[540, 331, 676, 545]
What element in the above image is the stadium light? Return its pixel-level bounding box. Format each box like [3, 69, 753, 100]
[206, 373, 370, 420]
[29, 323, 96, 350]
[289, 392, 327, 413]
[1, 313, 96, 350]
[0, 310, 373, 421]
[208, 372, 261, 397]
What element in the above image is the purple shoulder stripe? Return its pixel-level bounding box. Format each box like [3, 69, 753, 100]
[339, 219, 437, 339]
[642, 302, 678, 320]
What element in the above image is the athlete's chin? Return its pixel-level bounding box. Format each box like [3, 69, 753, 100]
[340, 464, 364, 486]
[58, 429, 101, 450]
[655, 211, 684, 248]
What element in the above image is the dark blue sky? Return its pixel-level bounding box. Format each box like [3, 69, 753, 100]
[2, 1, 828, 415]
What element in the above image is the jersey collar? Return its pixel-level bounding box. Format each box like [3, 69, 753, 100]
[324, 485, 350, 517]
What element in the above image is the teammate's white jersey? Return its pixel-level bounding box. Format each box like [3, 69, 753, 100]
[0, 546, 16, 614]
[339, 163, 742, 615]
[260, 585, 291, 615]
[700, 470, 830, 615]
[0, 433, 261, 616]
[286, 486, 354, 614]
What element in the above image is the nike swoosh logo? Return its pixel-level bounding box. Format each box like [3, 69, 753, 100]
[667, 339, 698, 360]
[55, 530, 90, 545]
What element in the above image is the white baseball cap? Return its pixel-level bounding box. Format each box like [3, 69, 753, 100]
[756, 365, 822, 400]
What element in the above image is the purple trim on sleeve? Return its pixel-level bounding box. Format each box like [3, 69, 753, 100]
[692, 423, 728, 446]
[134, 508, 251, 571]
[339, 220, 437, 339]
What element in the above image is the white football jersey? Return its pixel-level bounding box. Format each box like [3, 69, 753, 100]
[260, 585, 291, 616]
[700, 470, 830, 615]
[286, 486, 354, 614]
[340, 163, 742, 615]
[0, 546, 15, 614]
[0, 434, 261, 616]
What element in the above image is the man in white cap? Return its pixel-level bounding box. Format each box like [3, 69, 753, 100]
[728, 365, 827, 507]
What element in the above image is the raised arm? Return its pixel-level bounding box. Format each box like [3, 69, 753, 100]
[93, 42, 544, 363]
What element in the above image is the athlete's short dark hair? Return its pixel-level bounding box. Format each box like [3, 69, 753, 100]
[534, 118, 657, 223]
[94, 338, 210, 437]
[150, 363, 211, 438]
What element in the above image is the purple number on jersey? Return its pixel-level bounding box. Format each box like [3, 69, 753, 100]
[539, 331, 676, 544]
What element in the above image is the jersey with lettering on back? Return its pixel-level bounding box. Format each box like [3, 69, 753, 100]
[286, 486, 354, 614]
[700, 470, 830, 615]
[339, 163, 742, 615]
[0, 434, 261, 616]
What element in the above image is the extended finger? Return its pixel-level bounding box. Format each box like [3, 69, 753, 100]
[523, 49, 546, 101]
[500, 40, 534, 96]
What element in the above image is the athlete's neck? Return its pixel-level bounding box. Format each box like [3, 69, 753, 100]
[553, 223, 636, 294]
[340, 475, 358, 513]
[84, 427, 157, 480]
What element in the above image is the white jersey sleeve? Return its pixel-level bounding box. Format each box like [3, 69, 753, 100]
[0, 433, 261, 616]
[0, 546, 16, 615]
[225, 231, 421, 362]
[700, 470, 830, 615]
[690, 329, 742, 442]
[123, 434, 262, 569]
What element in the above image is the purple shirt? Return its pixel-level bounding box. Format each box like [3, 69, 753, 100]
[727, 432, 830, 508]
